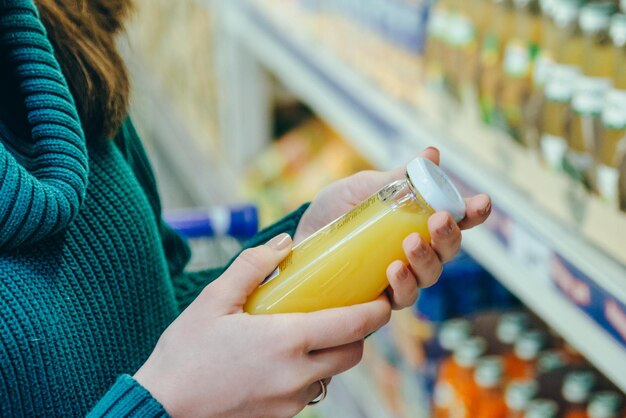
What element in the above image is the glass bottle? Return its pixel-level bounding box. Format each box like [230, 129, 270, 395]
[598, 13, 626, 205]
[539, 0, 585, 170]
[586, 391, 623, 418]
[505, 380, 539, 418]
[566, 2, 616, 189]
[561, 371, 597, 418]
[524, 399, 560, 418]
[474, 356, 509, 418]
[244, 157, 466, 314]
[494, 312, 531, 355]
[498, 0, 543, 143]
[505, 330, 547, 380]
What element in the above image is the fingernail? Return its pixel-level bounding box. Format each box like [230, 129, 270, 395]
[439, 218, 453, 237]
[266, 233, 291, 250]
[480, 200, 492, 216]
[397, 264, 410, 281]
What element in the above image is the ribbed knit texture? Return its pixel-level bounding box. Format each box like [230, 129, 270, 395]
[0, 0, 88, 250]
[0, 1, 310, 415]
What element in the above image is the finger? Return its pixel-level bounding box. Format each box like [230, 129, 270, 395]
[308, 341, 364, 381]
[386, 260, 420, 310]
[402, 232, 442, 288]
[290, 295, 391, 351]
[428, 212, 462, 263]
[212, 233, 293, 312]
[458, 194, 491, 230]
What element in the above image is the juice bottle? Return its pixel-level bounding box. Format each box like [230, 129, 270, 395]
[586, 391, 624, 418]
[561, 371, 597, 418]
[505, 330, 547, 380]
[505, 380, 539, 418]
[566, 2, 616, 189]
[445, 337, 487, 418]
[244, 157, 466, 314]
[598, 14, 626, 205]
[498, 0, 543, 143]
[474, 356, 508, 418]
[524, 399, 559, 418]
[449, 0, 483, 99]
[479, 0, 517, 124]
[425, 0, 454, 83]
[433, 319, 473, 417]
[539, 0, 585, 170]
[524, 0, 559, 149]
[494, 312, 531, 355]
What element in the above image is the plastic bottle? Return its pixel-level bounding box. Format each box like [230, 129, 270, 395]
[598, 14, 626, 205]
[505, 380, 539, 418]
[474, 356, 509, 418]
[244, 157, 466, 314]
[561, 371, 597, 418]
[524, 399, 559, 418]
[434, 337, 487, 418]
[567, 2, 616, 189]
[505, 330, 546, 380]
[585, 391, 623, 418]
[498, 0, 543, 143]
[539, 0, 585, 170]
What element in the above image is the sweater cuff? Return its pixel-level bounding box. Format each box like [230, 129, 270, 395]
[244, 202, 310, 248]
[88, 375, 169, 418]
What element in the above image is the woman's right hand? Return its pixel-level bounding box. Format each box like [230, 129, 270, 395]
[134, 233, 391, 418]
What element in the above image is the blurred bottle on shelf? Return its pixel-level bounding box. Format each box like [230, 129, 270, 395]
[535, 349, 568, 373]
[494, 312, 531, 356]
[597, 13, 626, 206]
[505, 330, 547, 380]
[425, 0, 454, 84]
[561, 370, 597, 418]
[479, 0, 517, 124]
[434, 336, 487, 417]
[474, 356, 509, 418]
[539, 0, 585, 171]
[525, 0, 559, 149]
[566, 2, 615, 189]
[585, 391, 624, 418]
[505, 380, 539, 418]
[497, 0, 542, 143]
[524, 399, 560, 418]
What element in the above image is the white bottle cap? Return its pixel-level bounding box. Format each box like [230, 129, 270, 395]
[438, 318, 471, 351]
[587, 392, 622, 418]
[406, 158, 466, 223]
[524, 399, 559, 418]
[562, 371, 596, 403]
[506, 380, 539, 411]
[474, 356, 504, 388]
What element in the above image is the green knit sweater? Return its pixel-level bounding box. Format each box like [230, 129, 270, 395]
[0, 1, 309, 416]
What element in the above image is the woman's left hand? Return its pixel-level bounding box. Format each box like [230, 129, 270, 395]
[294, 147, 492, 310]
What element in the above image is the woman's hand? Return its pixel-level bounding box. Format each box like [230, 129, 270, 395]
[294, 147, 492, 310]
[135, 234, 391, 418]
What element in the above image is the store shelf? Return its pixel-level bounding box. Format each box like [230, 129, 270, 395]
[219, 0, 626, 391]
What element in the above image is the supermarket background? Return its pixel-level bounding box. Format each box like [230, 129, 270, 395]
[122, 0, 626, 417]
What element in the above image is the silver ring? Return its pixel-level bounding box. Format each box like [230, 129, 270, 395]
[307, 379, 327, 405]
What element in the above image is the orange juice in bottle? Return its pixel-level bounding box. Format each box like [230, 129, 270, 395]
[567, 2, 616, 189]
[561, 371, 597, 418]
[433, 319, 473, 417]
[524, 399, 559, 418]
[498, 0, 543, 143]
[505, 380, 539, 418]
[474, 356, 508, 418]
[598, 14, 626, 204]
[244, 157, 466, 314]
[539, 0, 585, 170]
[505, 330, 546, 380]
[586, 391, 624, 418]
[446, 337, 487, 418]
[480, 0, 517, 123]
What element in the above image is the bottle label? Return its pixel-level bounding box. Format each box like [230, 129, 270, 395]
[602, 89, 626, 130]
[481, 33, 501, 67]
[572, 76, 612, 116]
[540, 133, 567, 171]
[504, 40, 531, 78]
[533, 50, 555, 86]
[544, 64, 580, 102]
[597, 163, 619, 204]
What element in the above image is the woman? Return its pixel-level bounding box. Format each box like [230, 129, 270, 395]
[0, 0, 491, 416]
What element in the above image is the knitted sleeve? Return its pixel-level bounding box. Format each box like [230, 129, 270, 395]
[87, 375, 168, 418]
[0, 2, 89, 250]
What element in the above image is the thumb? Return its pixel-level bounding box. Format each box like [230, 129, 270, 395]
[212, 233, 293, 313]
